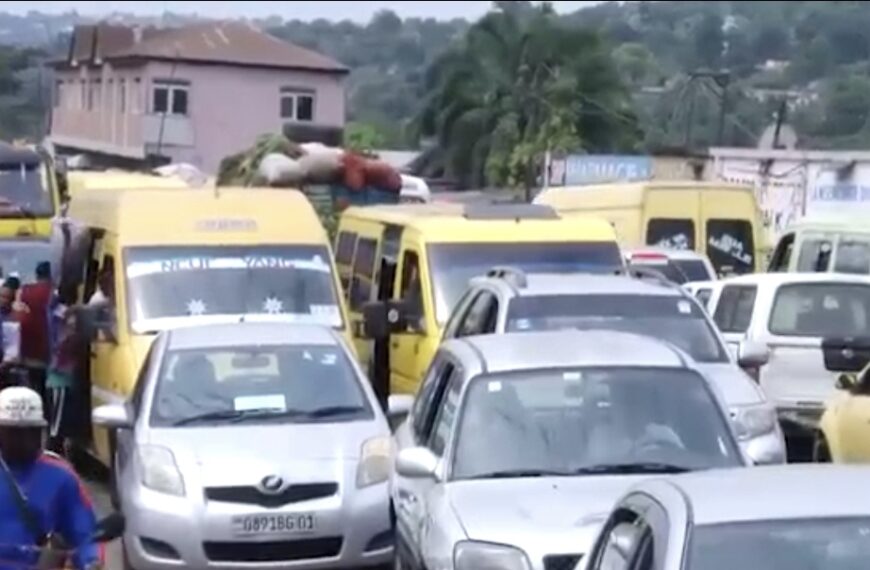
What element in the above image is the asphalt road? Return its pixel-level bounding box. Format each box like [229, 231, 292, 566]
[83, 476, 122, 569]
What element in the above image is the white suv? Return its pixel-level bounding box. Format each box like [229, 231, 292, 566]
[442, 268, 785, 464]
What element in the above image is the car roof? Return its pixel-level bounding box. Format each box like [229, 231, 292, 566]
[625, 247, 710, 261]
[478, 273, 685, 298]
[165, 323, 340, 350]
[719, 272, 870, 287]
[661, 465, 870, 524]
[456, 330, 688, 374]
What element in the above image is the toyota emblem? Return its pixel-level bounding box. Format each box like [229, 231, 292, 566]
[259, 475, 284, 494]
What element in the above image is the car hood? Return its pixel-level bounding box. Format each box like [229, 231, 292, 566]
[447, 475, 648, 556]
[697, 363, 765, 407]
[145, 421, 387, 487]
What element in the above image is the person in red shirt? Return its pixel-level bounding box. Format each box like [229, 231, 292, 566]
[18, 262, 53, 403]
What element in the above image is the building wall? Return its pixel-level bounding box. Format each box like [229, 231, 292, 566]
[52, 60, 346, 173]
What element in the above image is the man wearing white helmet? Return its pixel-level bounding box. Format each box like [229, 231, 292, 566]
[0, 386, 101, 570]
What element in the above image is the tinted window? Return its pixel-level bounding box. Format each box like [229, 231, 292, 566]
[349, 238, 377, 311]
[458, 291, 498, 337]
[834, 239, 870, 274]
[707, 219, 754, 274]
[125, 246, 341, 332]
[769, 283, 870, 337]
[428, 242, 623, 324]
[150, 344, 371, 427]
[452, 367, 741, 480]
[713, 285, 757, 333]
[429, 372, 462, 456]
[769, 233, 795, 272]
[335, 231, 356, 265]
[627, 260, 689, 284]
[646, 219, 695, 250]
[689, 517, 870, 570]
[412, 360, 454, 443]
[506, 294, 728, 363]
[797, 238, 833, 272]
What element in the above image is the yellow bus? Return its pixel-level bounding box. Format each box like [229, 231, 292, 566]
[0, 142, 61, 238]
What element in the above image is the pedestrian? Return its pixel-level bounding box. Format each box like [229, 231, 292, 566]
[19, 262, 54, 404]
[46, 302, 78, 456]
[0, 280, 23, 389]
[0, 386, 102, 570]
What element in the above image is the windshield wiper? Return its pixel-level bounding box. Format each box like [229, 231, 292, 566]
[173, 409, 250, 426]
[173, 405, 367, 427]
[573, 462, 690, 475]
[303, 405, 367, 418]
[467, 469, 570, 480]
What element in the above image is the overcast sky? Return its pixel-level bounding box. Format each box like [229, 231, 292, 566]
[3, 1, 602, 21]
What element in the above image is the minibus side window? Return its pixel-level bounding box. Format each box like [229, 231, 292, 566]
[399, 250, 424, 333]
[796, 238, 832, 272]
[335, 231, 357, 290]
[646, 219, 695, 251]
[349, 238, 377, 311]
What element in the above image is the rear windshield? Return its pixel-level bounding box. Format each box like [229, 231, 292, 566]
[506, 294, 728, 363]
[769, 283, 870, 337]
[646, 219, 695, 250]
[627, 260, 689, 284]
[674, 259, 713, 282]
[707, 219, 755, 274]
[428, 242, 623, 323]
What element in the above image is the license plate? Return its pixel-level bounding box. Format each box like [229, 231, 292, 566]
[231, 514, 317, 536]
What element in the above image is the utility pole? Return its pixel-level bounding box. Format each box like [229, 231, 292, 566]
[714, 73, 731, 145]
[772, 98, 788, 149]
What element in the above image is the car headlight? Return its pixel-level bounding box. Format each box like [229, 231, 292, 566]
[356, 436, 392, 488]
[454, 541, 532, 570]
[138, 445, 185, 496]
[731, 404, 777, 440]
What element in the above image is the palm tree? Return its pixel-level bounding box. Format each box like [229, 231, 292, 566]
[417, 3, 642, 189]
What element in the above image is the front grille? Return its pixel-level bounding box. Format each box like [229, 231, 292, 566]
[205, 482, 338, 508]
[203, 537, 342, 562]
[544, 554, 583, 570]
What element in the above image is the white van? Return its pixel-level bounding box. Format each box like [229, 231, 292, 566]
[768, 218, 870, 275]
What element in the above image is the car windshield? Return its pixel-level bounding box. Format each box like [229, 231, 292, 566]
[0, 241, 56, 283]
[506, 294, 728, 363]
[427, 242, 623, 323]
[769, 283, 870, 338]
[451, 367, 740, 480]
[0, 162, 53, 217]
[151, 344, 372, 427]
[688, 517, 870, 570]
[125, 245, 342, 333]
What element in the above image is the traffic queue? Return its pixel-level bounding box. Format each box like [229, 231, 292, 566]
[1, 165, 870, 570]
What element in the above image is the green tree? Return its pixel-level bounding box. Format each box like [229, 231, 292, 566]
[418, 5, 640, 188]
[344, 122, 386, 152]
[613, 42, 659, 85]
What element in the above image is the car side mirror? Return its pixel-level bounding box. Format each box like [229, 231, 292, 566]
[362, 300, 407, 339]
[395, 447, 439, 480]
[822, 337, 870, 373]
[836, 374, 856, 391]
[92, 404, 133, 430]
[387, 394, 413, 421]
[738, 340, 769, 368]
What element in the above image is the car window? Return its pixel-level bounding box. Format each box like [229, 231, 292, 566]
[592, 512, 643, 570]
[834, 239, 870, 274]
[451, 367, 741, 480]
[399, 250, 424, 329]
[688, 517, 870, 570]
[673, 259, 713, 282]
[442, 289, 475, 340]
[349, 238, 377, 311]
[428, 369, 463, 456]
[796, 238, 833, 272]
[149, 344, 372, 427]
[458, 291, 498, 337]
[696, 288, 713, 309]
[412, 359, 455, 444]
[335, 231, 357, 266]
[769, 233, 795, 272]
[646, 219, 695, 251]
[769, 283, 870, 338]
[506, 294, 728, 363]
[713, 285, 757, 333]
[130, 342, 157, 416]
[707, 219, 755, 275]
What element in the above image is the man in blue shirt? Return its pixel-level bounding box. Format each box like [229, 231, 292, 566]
[0, 386, 101, 570]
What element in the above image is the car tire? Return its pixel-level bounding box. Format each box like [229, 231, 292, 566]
[109, 446, 121, 510]
[121, 539, 136, 570]
[813, 432, 832, 463]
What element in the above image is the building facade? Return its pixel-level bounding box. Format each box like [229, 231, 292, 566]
[50, 22, 348, 173]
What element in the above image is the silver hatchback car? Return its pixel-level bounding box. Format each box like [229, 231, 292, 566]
[93, 323, 396, 570]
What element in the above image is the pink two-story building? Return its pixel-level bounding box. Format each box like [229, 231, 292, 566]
[49, 21, 348, 173]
